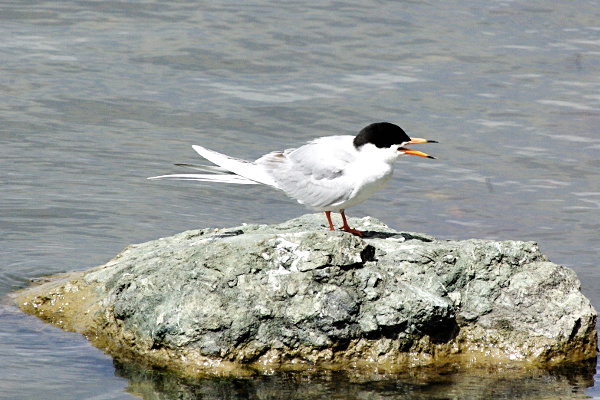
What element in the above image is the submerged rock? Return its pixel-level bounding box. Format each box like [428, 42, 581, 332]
[15, 214, 597, 376]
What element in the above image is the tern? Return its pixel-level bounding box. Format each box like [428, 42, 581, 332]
[149, 122, 437, 235]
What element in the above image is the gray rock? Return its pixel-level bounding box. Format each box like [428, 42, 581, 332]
[15, 214, 597, 375]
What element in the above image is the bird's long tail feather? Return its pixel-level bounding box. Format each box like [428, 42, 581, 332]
[148, 145, 277, 187]
[147, 173, 259, 185]
[173, 163, 231, 173]
[190, 145, 276, 186]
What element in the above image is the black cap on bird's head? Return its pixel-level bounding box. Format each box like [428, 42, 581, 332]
[353, 122, 410, 149]
[353, 122, 438, 159]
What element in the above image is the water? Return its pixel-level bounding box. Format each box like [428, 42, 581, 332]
[1, 0, 599, 398]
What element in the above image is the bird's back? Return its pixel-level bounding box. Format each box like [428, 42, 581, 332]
[257, 136, 394, 211]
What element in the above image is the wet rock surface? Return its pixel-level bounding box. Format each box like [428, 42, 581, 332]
[15, 214, 597, 376]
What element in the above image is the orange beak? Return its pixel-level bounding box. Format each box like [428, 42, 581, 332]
[398, 137, 438, 159]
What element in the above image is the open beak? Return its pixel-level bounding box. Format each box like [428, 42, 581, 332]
[398, 137, 438, 159]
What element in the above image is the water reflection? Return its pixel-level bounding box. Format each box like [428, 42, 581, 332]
[114, 358, 597, 400]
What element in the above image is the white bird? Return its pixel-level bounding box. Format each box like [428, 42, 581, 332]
[149, 122, 437, 235]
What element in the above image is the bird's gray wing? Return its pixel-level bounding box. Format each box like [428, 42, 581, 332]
[256, 137, 356, 209]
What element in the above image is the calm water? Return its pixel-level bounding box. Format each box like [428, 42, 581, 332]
[1, 0, 599, 398]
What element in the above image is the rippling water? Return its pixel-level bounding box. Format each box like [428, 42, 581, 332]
[1, 1, 599, 398]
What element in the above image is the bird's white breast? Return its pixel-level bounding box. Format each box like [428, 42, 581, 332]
[332, 144, 397, 210]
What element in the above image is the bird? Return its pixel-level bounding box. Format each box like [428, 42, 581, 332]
[148, 122, 437, 236]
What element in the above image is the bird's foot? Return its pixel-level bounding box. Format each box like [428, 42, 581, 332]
[339, 210, 363, 236]
[340, 225, 364, 236]
[324, 210, 364, 236]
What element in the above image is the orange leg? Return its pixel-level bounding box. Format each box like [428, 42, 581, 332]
[339, 210, 364, 236]
[324, 211, 335, 231]
[324, 210, 364, 236]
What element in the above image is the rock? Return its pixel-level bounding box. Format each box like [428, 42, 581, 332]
[14, 214, 597, 376]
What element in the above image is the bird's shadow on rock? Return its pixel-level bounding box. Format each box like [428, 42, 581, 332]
[360, 231, 434, 242]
